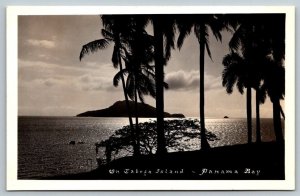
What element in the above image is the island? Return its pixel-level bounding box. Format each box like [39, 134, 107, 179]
[224, 116, 229, 118]
[76, 100, 185, 118]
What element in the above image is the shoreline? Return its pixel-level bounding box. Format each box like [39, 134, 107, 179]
[40, 141, 284, 180]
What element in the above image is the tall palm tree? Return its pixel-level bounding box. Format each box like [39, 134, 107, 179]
[229, 14, 285, 143]
[261, 61, 285, 143]
[261, 14, 285, 144]
[222, 52, 254, 143]
[127, 22, 154, 155]
[79, 15, 140, 156]
[254, 81, 269, 143]
[223, 46, 270, 144]
[226, 15, 262, 144]
[177, 14, 228, 150]
[254, 87, 264, 143]
[113, 24, 157, 155]
[151, 15, 177, 155]
[113, 60, 157, 153]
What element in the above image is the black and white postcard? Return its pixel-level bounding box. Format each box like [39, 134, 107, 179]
[6, 6, 295, 190]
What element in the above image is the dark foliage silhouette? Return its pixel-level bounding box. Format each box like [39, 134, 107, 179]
[79, 15, 140, 155]
[177, 14, 232, 149]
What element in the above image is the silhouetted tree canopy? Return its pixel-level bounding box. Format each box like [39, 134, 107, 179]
[96, 119, 219, 163]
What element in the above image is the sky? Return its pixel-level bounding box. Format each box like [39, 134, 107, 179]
[18, 15, 280, 118]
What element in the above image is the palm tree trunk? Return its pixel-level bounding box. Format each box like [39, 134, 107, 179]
[117, 51, 138, 156]
[199, 24, 210, 150]
[280, 104, 285, 120]
[153, 17, 167, 155]
[246, 87, 252, 143]
[134, 79, 140, 155]
[255, 90, 261, 143]
[273, 99, 284, 143]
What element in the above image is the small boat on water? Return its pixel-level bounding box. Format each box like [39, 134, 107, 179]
[224, 116, 229, 119]
[69, 140, 85, 145]
[69, 141, 75, 145]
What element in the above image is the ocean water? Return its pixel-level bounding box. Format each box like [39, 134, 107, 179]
[18, 117, 280, 179]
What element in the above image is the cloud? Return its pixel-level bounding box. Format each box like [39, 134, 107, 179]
[44, 80, 55, 87]
[43, 78, 67, 87]
[18, 59, 119, 93]
[19, 77, 66, 88]
[77, 74, 118, 92]
[18, 59, 104, 77]
[165, 70, 222, 91]
[79, 75, 91, 83]
[165, 70, 199, 90]
[205, 74, 223, 91]
[19, 59, 60, 69]
[84, 61, 99, 69]
[26, 39, 56, 49]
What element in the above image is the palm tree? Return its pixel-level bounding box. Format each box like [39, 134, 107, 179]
[226, 15, 263, 144]
[254, 87, 263, 143]
[151, 15, 177, 155]
[113, 24, 157, 155]
[261, 14, 285, 144]
[79, 15, 140, 156]
[113, 61, 157, 153]
[127, 22, 154, 155]
[261, 61, 285, 143]
[222, 52, 254, 143]
[222, 46, 270, 144]
[254, 82, 269, 143]
[223, 31, 271, 144]
[177, 14, 229, 150]
[114, 14, 175, 155]
[228, 14, 285, 143]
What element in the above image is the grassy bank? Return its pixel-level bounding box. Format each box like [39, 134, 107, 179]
[46, 141, 284, 180]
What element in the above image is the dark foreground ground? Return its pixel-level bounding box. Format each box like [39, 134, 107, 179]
[46, 142, 284, 180]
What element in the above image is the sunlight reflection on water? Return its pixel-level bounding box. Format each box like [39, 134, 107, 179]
[18, 117, 281, 179]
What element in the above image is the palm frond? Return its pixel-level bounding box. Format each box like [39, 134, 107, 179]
[205, 41, 212, 60]
[258, 85, 267, 104]
[212, 30, 222, 42]
[126, 74, 135, 101]
[163, 82, 169, 90]
[113, 69, 128, 87]
[236, 80, 245, 94]
[209, 15, 223, 42]
[79, 39, 109, 60]
[194, 24, 201, 43]
[138, 91, 145, 103]
[112, 46, 119, 68]
[177, 21, 192, 50]
[101, 29, 114, 40]
[222, 68, 237, 94]
[164, 32, 176, 61]
[222, 52, 246, 95]
[229, 26, 243, 52]
[148, 81, 156, 98]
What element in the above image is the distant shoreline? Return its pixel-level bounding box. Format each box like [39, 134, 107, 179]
[18, 116, 275, 119]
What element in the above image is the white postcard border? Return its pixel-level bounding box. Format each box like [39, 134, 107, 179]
[6, 6, 295, 190]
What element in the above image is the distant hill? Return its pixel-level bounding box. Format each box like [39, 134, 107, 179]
[76, 100, 185, 118]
